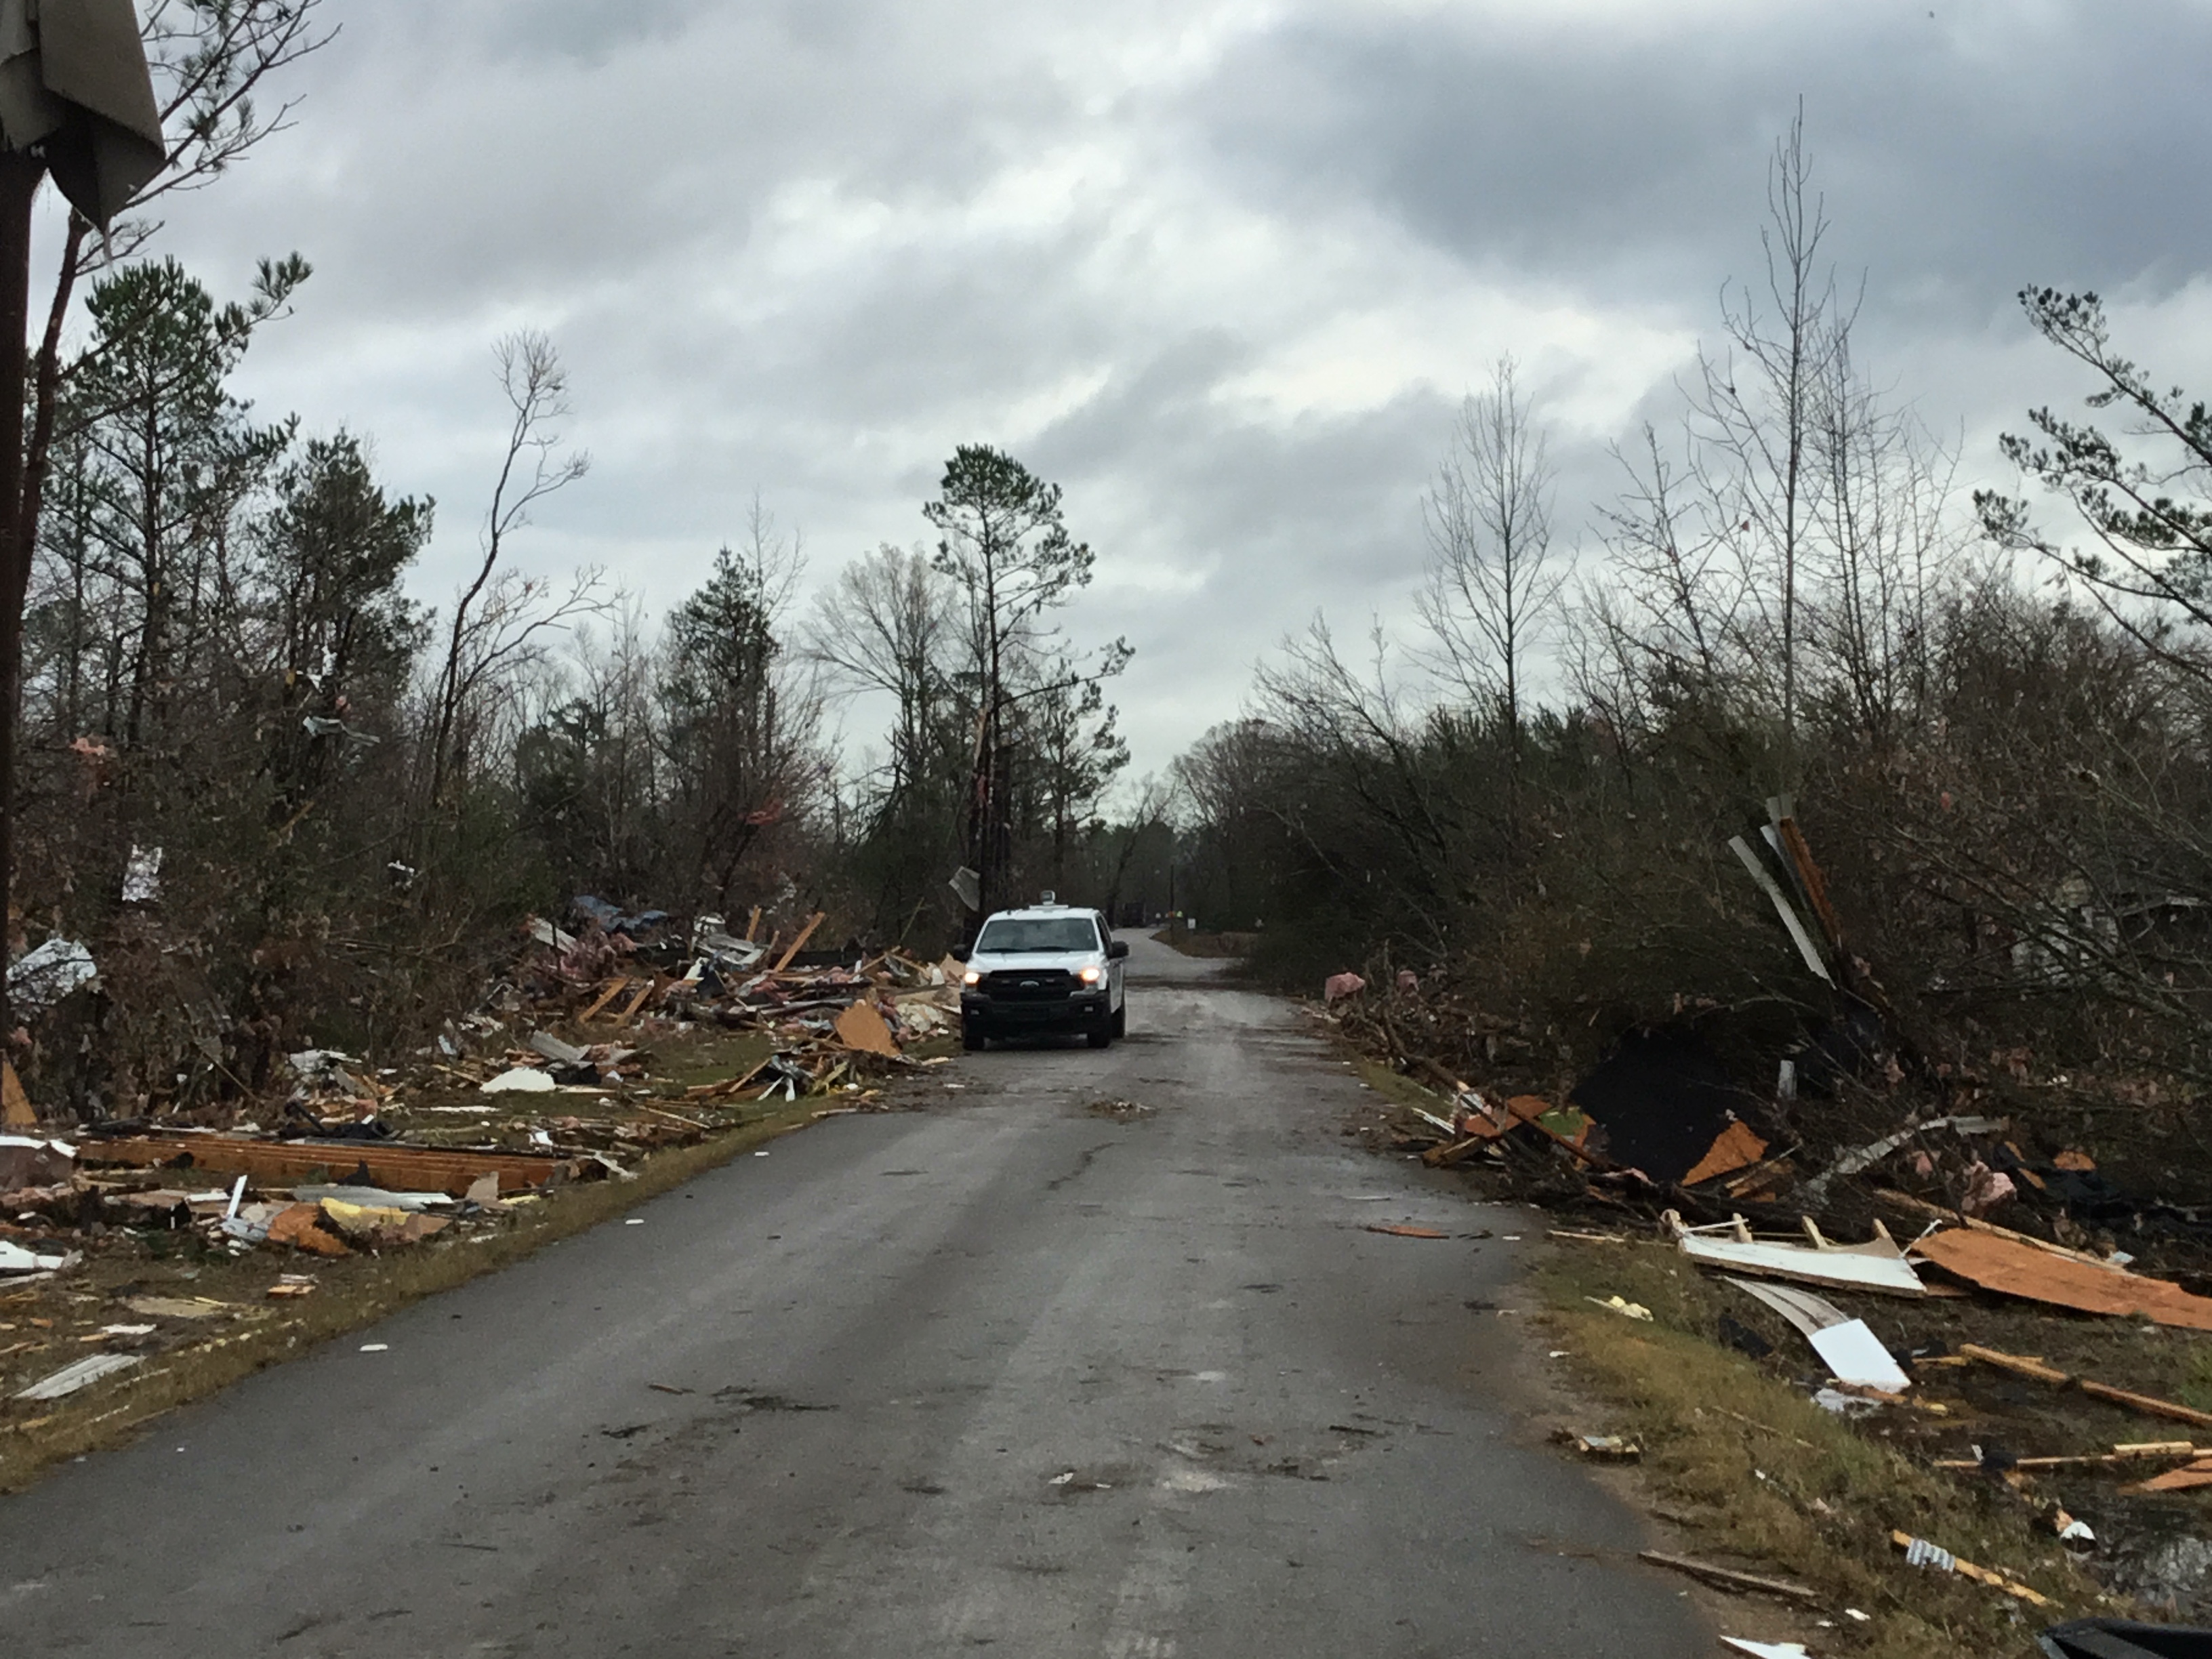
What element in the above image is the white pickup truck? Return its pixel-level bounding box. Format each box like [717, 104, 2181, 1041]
[955, 899, 1130, 1050]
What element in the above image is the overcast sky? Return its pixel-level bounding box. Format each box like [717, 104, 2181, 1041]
[120, 0, 2212, 780]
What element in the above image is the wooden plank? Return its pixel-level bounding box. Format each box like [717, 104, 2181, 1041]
[683, 1058, 773, 1101]
[579, 979, 630, 1022]
[1888, 1531, 2053, 1607]
[76, 1134, 575, 1198]
[2127, 1460, 2212, 1494]
[1933, 1443, 2200, 1471]
[615, 977, 657, 1023]
[1959, 1345, 2212, 1429]
[772, 912, 825, 972]
[743, 906, 762, 943]
[1420, 1136, 1490, 1168]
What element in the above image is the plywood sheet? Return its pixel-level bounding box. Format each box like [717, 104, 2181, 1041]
[1913, 1229, 2212, 1331]
[1683, 1120, 1769, 1186]
[834, 1000, 900, 1058]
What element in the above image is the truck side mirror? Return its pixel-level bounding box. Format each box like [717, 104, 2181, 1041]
[1108, 940, 1130, 960]
[949, 945, 968, 962]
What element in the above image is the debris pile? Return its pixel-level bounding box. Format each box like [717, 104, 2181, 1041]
[0, 895, 960, 1418]
[514, 898, 963, 1069]
[1321, 797, 2212, 1635]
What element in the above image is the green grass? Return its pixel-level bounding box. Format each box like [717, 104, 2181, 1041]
[1532, 1240, 2112, 1658]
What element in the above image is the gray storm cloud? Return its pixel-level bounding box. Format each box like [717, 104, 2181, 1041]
[92, 0, 2212, 777]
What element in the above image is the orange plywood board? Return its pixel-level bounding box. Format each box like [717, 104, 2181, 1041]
[1916, 1229, 2212, 1331]
[1683, 1120, 1769, 1187]
[833, 1000, 899, 1058]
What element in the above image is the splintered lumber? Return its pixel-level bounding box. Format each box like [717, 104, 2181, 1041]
[683, 1057, 775, 1101]
[1889, 1531, 2053, 1607]
[1915, 1229, 2212, 1331]
[1933, 1442, 2203, 1471]
[744, 906, 762, 942]
[77, 1134, 577, 1199]
[1637, 1551, 1822, 1605]
[1959, 1345, 2212, 1430]
[771, 912, 825, 972]
[579, 978, 631, 1022]
[1421, 1136, 1491, 1168]
[615, 977, 658, 1023]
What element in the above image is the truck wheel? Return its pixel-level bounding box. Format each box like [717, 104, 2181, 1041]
[963, 1023, 987, 1052]
[1087, 1025, 1112, 1049]
[1111, 1003, 1126, 1038]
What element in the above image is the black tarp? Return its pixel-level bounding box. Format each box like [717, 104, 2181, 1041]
[1568, 1027, 1759, 1184]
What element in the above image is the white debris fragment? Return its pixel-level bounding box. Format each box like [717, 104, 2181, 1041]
[481, 1067, 556, 1094]
[121, 844, 163, 903]
[16, 1353, 140, 1401]
[8, 937, 96, 1015]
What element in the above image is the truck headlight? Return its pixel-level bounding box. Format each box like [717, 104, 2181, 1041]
[963, 970, 981, 986]
[1079, 966, 1102, 984]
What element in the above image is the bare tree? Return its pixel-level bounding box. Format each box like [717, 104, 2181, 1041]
[1686, 102, 1846, 750]
[802, 543, 957, 807]
[1414, 356, 1563, 777]
[426, 331, 591, 806]
[1803, 329, 1963, 743]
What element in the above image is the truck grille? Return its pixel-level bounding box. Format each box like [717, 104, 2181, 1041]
[979, 970, 1078, 1001]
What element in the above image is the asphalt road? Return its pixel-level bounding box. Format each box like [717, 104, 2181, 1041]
[0, 935, 1711, 1658]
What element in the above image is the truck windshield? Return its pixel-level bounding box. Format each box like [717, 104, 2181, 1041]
[975, 917, 1100, 954]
